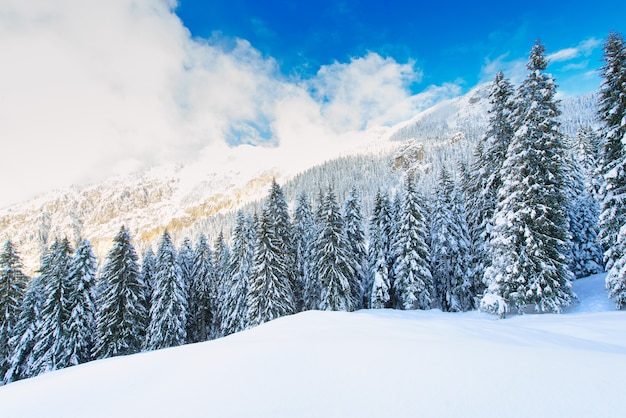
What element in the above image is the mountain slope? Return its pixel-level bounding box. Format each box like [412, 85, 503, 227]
[0, 86, 599, 274]
[0, 274, 623, 417]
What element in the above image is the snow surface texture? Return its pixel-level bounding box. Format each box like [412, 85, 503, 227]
[0, 274, 624, 418]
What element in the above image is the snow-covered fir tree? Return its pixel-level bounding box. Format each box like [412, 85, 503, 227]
[316, 189, 355, 311]
[212, 232, 230, 333]
[293, 193, 319, 311]
[146, 231, 187, 350]
[0, 241, 27, 383]
[246, 207, 295, 327]
[93, 226, 147, 359]
[187, 235, 215, 342]
[574, 125, 603, 200]
[140, 248, 156, 320]
[266, 180, 297, 303]
[64, 239, 98, 366]
[368, 192, 394, 309]
[4, 274, 43, 383]
[343, 187, 367, 309]
[220, 211, 255, 336]
[30, 237, 73, 375]
[597, 32, 626, 309]
[393, 176, 434, 310]
[482, 41, 574, 314]
[430, 168, 473, 312]
[178, 237, 195, 304]
[466, 72, 515, 296]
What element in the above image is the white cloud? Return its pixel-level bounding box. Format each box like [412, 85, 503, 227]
[0, 0, 455, 208]
[547, 37, 602, 63]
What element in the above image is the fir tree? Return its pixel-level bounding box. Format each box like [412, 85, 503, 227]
[316, 189, 355, 311]
[293, 193, 319, 311]
[343, 188, 367, 310]
[0, 241, 27, 382]
[266, 180, 296, 301]
[65, 239, 97, 366]
[140, 248, 156, 318]
[212, 232, 230, 334]
[393, 176, 434, 310]
[146, 231, 187, 350]
[31, 237, 73, 375]
[187, 235, 215, 343]
[368, 192, 394, 309]
[597, 32, 626, 308]
[93, 226, 147, 359]
[430, 168, 473, 312]
[466, 71, 515, 297]
[220, 211, 255, 336]
[483, 41, 574, 314]
[178, 237, 195, 301]
[246, 207, 295, 327]
[4, 274, 43, 383]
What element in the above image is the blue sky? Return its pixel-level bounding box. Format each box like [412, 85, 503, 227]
[176, 0, 626, 96]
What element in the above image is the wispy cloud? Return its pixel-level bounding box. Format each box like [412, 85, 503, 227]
[0, 0, 455, 208]
[547, 37, 601, 62]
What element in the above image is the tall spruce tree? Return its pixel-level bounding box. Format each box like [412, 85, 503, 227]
[430, 168, 473, 312]
[146, 231, 187, 350]
[4, 274, 43, 383]
[220, 212, 255, 336]
[178, 237, 195, 303]
[140, 248, 156, 320]
[212, 232, 230, 333]
[393, 176, 434, 310]
[597, 32, 626, 308]
[31, 237, 73, 375]
[316, 189, 355, 311]
[0, 241, 27, 382]
[246, 207, 295, 327]
[65, 239, 97, 366]
[483, 41, 574, 314]
[93, 226, 147, 359]
[368, 192, 394, 309]
[293, 193, 319, 311]
[187, 235, 215, 342]
[343, 188, 367, 310]
[466, 72, 515, 296]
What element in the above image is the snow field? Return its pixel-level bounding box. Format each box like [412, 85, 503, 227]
[0, 274, 624, 418]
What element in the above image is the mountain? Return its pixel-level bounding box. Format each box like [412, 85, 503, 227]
[0, 84, 598, 274]
[0, 273, 623, 417]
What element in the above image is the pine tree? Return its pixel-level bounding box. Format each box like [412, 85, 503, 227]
[146, 231, 187, 350]
[31, 237, 73, 374]
[4, 274, 43, 383]
[430, 168, 473, 312]
[64, 239, 97, 366]
[220, 212, 255, 336]
[466, 72, 515, 297]
[0, 241, 27, 383]
[246, 207, 295, 327]
[343, 188, 367, 310]
[140, 248, 156, 319]
[368, 192, 394, 309]
[212, 232, 230, 334]
[266, 180, 296, 302]
[597, 32, 626, 308]
[187, 235, 215, 343]
[178, 237, 195, 300]
[393, 176, 434, 310]
[93, 226, 147, 359]
[483, 41, 574, 314]
[293, 193, 319, 311]
[574, 126, 603, 200]
[316, 189, 355, 311]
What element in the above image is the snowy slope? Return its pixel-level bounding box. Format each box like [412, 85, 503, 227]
[0, 274, 623, 418]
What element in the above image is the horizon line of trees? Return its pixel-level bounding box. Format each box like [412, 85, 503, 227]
[2, 33, 625, 386]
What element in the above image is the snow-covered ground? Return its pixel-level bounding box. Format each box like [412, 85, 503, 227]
[0, 273, 624, 417]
